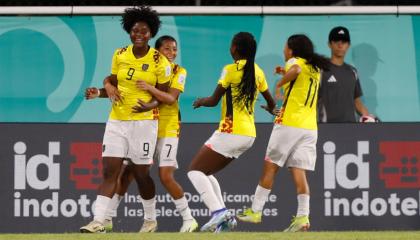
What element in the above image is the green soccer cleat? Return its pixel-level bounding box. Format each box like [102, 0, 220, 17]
[283, 215, 310, 232]
[236, 208, 262, 223]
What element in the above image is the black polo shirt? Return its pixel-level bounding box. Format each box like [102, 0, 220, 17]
[318, 62, 363, 123]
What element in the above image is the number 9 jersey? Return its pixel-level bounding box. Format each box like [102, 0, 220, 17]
[275, 57, 320, 130]
[109, 45, 171, 121]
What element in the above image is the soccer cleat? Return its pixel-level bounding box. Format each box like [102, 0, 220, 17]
[237, 208, 262, 223]
[80, 220, 106, 233]
[200, 208, 229, 232]
[179, 218, 199, 232]
[215, 213, 237, 233]
[283, 215, 310, 232]
[139, 220, 158, 233]
[103, 218, 113, 232]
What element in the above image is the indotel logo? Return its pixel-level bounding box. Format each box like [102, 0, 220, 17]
[13, 141, 93, 218]
[323, 141, 420, 217]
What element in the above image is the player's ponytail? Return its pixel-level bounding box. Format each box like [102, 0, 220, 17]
[287, 34, 330, 71]
[232, 32, 257, 113]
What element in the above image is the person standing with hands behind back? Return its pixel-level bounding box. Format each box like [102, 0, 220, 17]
[318, 26, 374, 123]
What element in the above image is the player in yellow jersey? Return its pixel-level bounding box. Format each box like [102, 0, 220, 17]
[237, 34, 330, 232]
[188, 32, 276, 232]
[83, 36, 198, 233]
[80, 6, 171, 233]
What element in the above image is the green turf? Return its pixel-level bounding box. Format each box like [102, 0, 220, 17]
[0, 232, 419, 240]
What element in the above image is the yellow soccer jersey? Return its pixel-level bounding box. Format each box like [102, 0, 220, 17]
[109, 45, 171, 120]
[274, 57, 320, 130]
[217, 60, 268, 137]
[158, 63, 187, 138]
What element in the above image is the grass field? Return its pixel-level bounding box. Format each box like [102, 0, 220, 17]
[0, 232, 419, 240]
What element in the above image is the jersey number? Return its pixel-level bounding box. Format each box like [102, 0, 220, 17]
[126, 68, 135, 80]
[304, 78, 318, 108]
[143, 142, 150, 156]
[165, 144, 172, 158]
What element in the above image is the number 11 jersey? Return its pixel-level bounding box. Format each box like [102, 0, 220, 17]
[275, 57, 320, 130]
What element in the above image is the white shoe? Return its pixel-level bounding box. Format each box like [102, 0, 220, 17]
[200, 209, 229, 232]
[80, 220, 106, 233]
[139, 220, 158, 233]
[180, 218, 199, 232]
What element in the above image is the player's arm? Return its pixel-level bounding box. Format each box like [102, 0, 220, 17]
[132, 97, 159, 113]
[354, 97, 369, 116]
[260, 90, 277, 115]
[193, 84, 226, 109]
[103, 74, 121, 102]
[85, 74, 117, 100]
[136, 80, 180, 105]
[276, 64, 301, 88]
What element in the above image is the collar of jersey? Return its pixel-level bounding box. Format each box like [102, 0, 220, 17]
[127, 44, 153, 60]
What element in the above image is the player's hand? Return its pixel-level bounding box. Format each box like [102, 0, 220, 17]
[260, 105, 280, 116]
[274, 65, 286, 75]
[132, 100, 154, 113]
[136, 80, 153, 91]
[193, 98, 204, 109]
[85, 87, 99, 100]
[104, 83, 122, 103]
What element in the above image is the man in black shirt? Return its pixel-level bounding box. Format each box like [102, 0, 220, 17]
[318, 26, 372, 123]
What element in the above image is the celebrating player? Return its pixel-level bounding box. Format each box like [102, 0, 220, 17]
[188, 32, 276, 232]
[80, 5, 171, 233]
[237, 34, 329, 232]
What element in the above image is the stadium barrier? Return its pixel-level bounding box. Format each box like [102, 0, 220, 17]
[0, 123, 419, 232]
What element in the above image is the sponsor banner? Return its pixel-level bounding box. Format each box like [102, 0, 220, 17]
[0, 123, 419, 232]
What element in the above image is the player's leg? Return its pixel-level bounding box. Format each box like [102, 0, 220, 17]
[129, 119, 159, 233]
[237, 160, 279, 223]
[283, 167, 310, 232]
[283, 128, 316, 232]
[238, 124, 293, 224]
[188, 145, 233, 232]
[80, 157, 123, 233]
[156, 137, 198, 232]
[80, 120, 126, 233]
[103, 161, 134, 232]
[188, 131, 254, 232]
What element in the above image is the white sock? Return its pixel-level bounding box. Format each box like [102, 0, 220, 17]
[141, 196, 157, 221]
[188, 170, 224, 212]
[208, 175, 226, 208]
[296, 194, 310, 217]
[173, 196, 193, 221]
[105, 194, 123, 220]
[251, 185, 271, 213]
[93, 195, 112, 223]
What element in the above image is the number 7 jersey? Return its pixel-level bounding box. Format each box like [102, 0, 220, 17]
[109, 45, 171, 121]
[275, 57, 320, 130]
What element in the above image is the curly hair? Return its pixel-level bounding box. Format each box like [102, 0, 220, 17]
[121, 5, 161, 37]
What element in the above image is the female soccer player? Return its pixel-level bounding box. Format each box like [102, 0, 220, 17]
[237, 34, 329, 232]
[80, 5, 171, 233]
[84, 35, 198, 233]
[188, 32, 276, 232]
